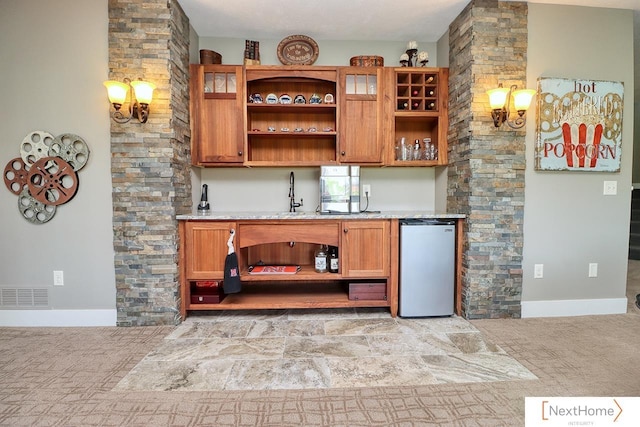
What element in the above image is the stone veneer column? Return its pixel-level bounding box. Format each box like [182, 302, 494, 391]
[108, 0, 192, 326]
[448, 0, 528, 319]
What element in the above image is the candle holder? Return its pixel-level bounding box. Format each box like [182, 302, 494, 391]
[405, 48, 417, 67]
[399, 53, 410, 67]
[418, 51, 429, 67]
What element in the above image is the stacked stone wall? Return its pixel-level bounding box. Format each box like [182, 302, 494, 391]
[448, 0, 528, 318]
[108, 0, 191, 326]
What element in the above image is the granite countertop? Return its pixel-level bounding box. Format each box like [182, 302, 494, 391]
[177, 211, 465, 220]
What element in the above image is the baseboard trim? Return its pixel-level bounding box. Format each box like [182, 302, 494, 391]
[0, 309, 117, 327]
[521, 298, 628, 318]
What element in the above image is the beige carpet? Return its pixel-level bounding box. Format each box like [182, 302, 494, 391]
[1, 262, 639, 426]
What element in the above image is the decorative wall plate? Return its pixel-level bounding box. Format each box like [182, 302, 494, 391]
[277, 35, 319, 65]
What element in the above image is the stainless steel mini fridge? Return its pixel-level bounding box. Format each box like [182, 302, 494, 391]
[399, 219, 455, 317]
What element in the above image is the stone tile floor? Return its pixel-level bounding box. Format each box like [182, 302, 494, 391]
[115, 308, 537, 391]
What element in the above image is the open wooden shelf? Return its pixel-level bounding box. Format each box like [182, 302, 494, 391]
[244, 67, 338, 167]
[241, 265, 341, 281]
[186, 281, 390, 311]
[247, 131, 337, 137]
[388, 67, 448, 166]
[246, 104, 336, 113]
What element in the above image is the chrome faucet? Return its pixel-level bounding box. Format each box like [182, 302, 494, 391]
[289, 171, 303, 212]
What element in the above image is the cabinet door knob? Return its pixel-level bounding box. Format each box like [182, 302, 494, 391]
[343, 228, 348, 233]
[238, 151, 243, 156]
[341, 151, 346, 156]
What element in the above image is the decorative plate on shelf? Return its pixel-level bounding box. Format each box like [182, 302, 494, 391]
[279, 94, 292, 104]
[265, 93, 278, 104]
[277, 35, 319, 65]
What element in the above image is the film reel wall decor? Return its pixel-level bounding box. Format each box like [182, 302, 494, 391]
[3, 131, 90, 224]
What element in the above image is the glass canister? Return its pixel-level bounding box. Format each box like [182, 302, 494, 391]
[413, 139, 421, 160]
[423, 138, 433, 160]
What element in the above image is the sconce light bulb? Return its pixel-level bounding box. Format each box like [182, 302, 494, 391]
[103, 80, 129, 105]
[513, 89, 536, 111]
[487, 87, 510, 110]
[131, 80, 156, 105]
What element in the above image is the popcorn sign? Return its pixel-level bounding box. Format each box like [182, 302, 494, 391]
[535, 77, 624, 172]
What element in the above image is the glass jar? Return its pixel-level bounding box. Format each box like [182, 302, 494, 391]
[314, 245, 328, 273]
[396, 137, 406, 161]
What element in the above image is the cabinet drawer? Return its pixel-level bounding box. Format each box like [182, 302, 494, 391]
[238, 222, 340, 248]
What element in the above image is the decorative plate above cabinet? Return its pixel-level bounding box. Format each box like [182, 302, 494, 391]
[277, 35, 319, 65]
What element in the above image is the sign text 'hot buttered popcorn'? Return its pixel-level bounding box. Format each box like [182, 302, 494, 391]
[535, 77, 624, 172]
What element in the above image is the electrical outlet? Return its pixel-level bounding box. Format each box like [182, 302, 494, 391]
[534, 264, 544, 279]
[589, 263, 598, 278]
[362, 184, 371, 197]
[603, 181, 617, 195]
[53, 270, 64, 286]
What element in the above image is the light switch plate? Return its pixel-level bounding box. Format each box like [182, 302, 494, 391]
[53, 270, 64, 286]
[534, 264, 543, 279]
[588, 263, 598, 278]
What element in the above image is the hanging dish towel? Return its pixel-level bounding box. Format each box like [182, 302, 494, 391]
[223, 229, 241, 294]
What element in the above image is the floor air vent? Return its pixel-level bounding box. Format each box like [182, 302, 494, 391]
[0, 288, 49, 308]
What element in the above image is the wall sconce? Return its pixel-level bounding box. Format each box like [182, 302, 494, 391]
[486, 84, 536, 129]
[103, 78, 155, 123]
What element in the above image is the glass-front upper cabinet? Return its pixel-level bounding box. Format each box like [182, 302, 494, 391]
[190, 65, 244, 165]
[338, 67, 384, 164]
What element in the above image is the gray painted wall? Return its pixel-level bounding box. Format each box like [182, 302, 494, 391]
[197, 37, 438, 68]
[522, 4, 634, 306]
[0, 0, 115, 313]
